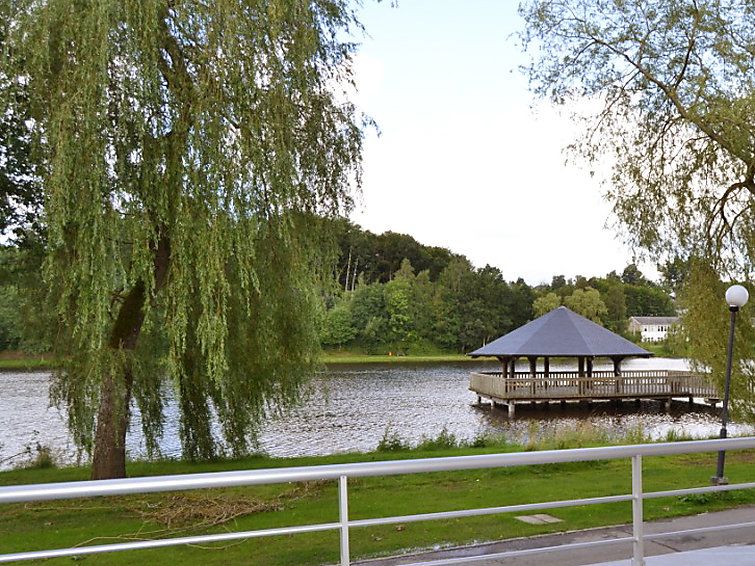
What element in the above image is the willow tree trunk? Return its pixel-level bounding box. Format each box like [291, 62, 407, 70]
[91, 237, 170, 480]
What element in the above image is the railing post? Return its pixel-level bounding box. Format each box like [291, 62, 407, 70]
[339, 475, 350, 566]
[632, 454, 645, 566]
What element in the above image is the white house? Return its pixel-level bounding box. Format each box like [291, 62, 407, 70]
[627, 316, 679, 342]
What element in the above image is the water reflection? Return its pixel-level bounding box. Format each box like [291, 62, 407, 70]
[0, 359, 752, 469]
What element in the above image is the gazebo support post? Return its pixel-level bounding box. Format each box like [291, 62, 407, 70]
[529, 357, 537, 395]
[613, 357, 623, 393]
[578, 357, 585, 394]
[497, 356, 509, 393]
[497, 356, 508, 379]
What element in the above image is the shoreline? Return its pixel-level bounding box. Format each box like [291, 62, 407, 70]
[0, 353, 489, 371]
[0, 347, 681, 371]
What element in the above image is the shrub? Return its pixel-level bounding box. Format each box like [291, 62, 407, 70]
[376, 427, 410, 452]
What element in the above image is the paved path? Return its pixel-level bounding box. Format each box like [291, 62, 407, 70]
[353, 505, 755, 566]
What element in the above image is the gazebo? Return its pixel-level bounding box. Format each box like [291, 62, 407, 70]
[467, 306, 716, 416]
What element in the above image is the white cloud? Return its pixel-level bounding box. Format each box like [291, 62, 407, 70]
[347, 1, 655, 285]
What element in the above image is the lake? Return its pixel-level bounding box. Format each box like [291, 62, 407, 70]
[1, 358, 751, 469]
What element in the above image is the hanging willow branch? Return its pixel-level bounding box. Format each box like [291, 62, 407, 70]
[4, 0, 367, 475]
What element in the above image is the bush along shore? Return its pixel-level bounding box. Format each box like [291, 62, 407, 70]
[0, 428, 753, 566]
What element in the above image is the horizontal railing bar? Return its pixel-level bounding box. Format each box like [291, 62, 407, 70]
[393, 535, 636, 566]
[2, 438, 754, 504]
[0, 522, 342, 563]
[643, 481, 755, 500]
[349, 494, 634, 528]
[643, 520, 755, 541]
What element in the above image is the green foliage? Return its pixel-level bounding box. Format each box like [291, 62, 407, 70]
[416, 426, 458, 451]
[658, 256, 691, 295]
[4, 0, 367, 474]
[533, 291, 561, 317]
[383, 259, 419, 352]
[564, 287, 608, 323]
[332, 219, 462, 286]
[376, 426, 411, 452]
[601, 282, 627, 333]
[0, 4, 43, 245]
[321, 254, 678, 354]
[624, 284, 676, 317]
[677, 259, 755, 421]
[0, 284, 22, 350]
[0, 245, 52, 354]
[319, 301, 357, 347]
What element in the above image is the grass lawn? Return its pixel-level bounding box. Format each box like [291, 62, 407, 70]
[0, 352, 54, 371]
[0, 351, 481, 370]
[321, 352, 475, 364]
[1, 444, 754, 565]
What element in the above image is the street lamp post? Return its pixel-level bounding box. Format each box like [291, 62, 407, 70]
[712, 284, 749, 485]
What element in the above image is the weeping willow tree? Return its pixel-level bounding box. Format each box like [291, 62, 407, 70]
[674, 259, 755, 421]
[2, 0, 367, 479]
[520, 1, 755, 415]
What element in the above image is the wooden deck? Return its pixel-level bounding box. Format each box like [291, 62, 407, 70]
[470, 370, 719, 416]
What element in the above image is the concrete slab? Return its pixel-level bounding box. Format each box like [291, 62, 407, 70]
[514, 513, 563, 525]
[532, 513, 563, 524]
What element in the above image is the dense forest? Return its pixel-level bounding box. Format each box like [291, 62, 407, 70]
[318, 220, 678, 354]
[0, 219, 679, 356]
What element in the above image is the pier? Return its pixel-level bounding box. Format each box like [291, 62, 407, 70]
[467, 306, 721, 418]
[469, 369, 718, 416]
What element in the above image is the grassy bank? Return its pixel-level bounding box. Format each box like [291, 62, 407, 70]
[321, 352, 475, 364]
[0, 351, 478, 369]
[1, 435, 753, 565]
[0, 352, 54, 371]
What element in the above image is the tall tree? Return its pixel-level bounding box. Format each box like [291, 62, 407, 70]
[520, 1, 755, 269]
[564, 287, 608, 323]
[533, 292, 561, 317]
[5, 0, 366, 478]
[676, 260, 755, 421]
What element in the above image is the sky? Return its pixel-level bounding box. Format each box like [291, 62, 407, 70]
[346, 1, 653, 286]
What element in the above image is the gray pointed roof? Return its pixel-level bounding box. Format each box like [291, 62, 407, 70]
[468, 306, 652, 358]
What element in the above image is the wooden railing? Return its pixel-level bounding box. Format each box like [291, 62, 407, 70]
[469, 370, 718, 401]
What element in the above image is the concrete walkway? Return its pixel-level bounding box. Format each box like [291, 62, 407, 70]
[354, 505, 755, 566]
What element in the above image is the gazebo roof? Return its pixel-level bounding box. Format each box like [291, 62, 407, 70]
[468, 306, 652, 359]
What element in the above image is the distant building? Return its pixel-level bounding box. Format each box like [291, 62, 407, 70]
[627, 316, 679, 342]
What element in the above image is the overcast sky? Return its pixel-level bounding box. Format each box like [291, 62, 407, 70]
[347, 1, 652, 286]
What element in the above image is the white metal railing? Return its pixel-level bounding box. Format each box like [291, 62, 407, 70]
[1, 437, 755, 565]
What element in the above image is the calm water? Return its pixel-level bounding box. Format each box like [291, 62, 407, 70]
[1, 359, 752, 469]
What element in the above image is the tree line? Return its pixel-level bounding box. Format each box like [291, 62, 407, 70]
[318, 221, 678, 354]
